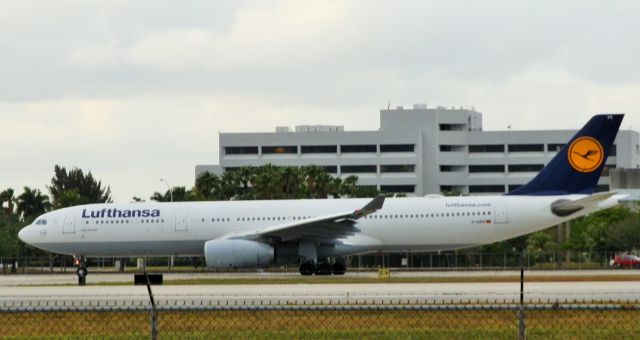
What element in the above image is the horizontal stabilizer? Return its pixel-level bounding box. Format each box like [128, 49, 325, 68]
[551, 191, 618, 217]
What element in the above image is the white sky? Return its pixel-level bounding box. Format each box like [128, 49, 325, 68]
[1, 0, 639, 203]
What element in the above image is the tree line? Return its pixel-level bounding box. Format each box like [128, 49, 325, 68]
[149, 165, 379, 202]
[1, 165, 111, 256]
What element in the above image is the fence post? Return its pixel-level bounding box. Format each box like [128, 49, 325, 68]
[518, 249, 526, 340]
[144, 272, 158, 340]
[502, 252, 505, 270]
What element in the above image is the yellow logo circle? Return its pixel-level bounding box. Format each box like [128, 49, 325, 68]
[567, 137, 604, 173]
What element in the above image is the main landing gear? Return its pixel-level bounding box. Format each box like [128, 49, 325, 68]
[299, 260, 346, 276]
[74, 256, 88, 285]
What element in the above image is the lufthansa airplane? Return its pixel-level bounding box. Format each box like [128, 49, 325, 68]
[19, 114, 624, 276]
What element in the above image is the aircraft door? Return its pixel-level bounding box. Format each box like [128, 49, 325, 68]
[494, 202, 508, 224]
[175, 210, 188, 232]
[63, 212, 75, 234]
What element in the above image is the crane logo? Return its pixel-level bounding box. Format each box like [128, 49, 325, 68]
[567, 136, 604, 173]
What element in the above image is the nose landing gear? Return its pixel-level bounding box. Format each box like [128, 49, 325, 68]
[74, 256, 88, 285]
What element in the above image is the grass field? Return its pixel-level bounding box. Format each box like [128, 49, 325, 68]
[67, 273, 640, 286]
[1, 309, 639, 339]
[159, 274, 640, 286]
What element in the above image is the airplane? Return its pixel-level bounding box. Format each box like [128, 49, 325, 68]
[18, 114, 624, 276]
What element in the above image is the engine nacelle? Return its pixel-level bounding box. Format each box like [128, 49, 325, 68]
[204, 239, 274, 269]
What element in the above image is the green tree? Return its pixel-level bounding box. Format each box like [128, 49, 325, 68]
[194, 172, 222, 200]
[339, 176, 358, 197]
[527, 230, 558, 254]
[150, 186, 198, 202]
[190, 164, 377, 202]
[604, 213, 640, 251]
[52, 189, 88, 209]
[351, 185, 381, 198]
[301, 165, 332, 199]
[565, 206, 631, 251]
[48, 165, 111, 207]
[281, 167, 303, 198]
[16, 187, 51, 222]
[235, 166, 256, 198]
[252, 164, 282, 200]
[0, 188, 15, 217]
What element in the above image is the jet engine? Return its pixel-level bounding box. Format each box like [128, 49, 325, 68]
[204, 239, 274, 269]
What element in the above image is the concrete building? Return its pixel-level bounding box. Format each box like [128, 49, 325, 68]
[610, 168, 640, 202]
[196, 105, 640, 196]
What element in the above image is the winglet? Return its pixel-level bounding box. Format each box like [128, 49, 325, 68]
[352, 195, 385, 218]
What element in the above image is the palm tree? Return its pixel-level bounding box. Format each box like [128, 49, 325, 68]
[53, 189, 88, 208]
[0, 188, 15, 217]
[150, 186, 194, 202]
[16, 187, 52, 222]
[252, 164, 282, 200]
[235, 166, 256, 197]
[328, 177, 343, 198]
[340, 176, 359, 197]
[301, 165, 332, 199]
[219, 172, 240, 200]
[281, 167, 302, 199]
[194, 172, 221, 200]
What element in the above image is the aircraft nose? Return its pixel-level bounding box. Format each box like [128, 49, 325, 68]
[18, 225, 30, 243]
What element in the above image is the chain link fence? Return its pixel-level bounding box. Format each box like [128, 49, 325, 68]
[0, 250, 626, 274]
[1, 302, 640, 339]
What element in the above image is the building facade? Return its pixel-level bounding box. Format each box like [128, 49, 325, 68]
[196, 105, 640, 196]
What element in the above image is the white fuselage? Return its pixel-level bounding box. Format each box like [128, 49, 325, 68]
[18, 195, 619, 259]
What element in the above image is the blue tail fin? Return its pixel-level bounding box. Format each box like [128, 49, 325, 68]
[506, 114, 623, 196]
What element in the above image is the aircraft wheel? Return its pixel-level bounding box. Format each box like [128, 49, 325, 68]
[332, 262, 346, 275]
[316, 262, 333, 275]
[76, 267, 88, 277]
[299, 262, 315, 276]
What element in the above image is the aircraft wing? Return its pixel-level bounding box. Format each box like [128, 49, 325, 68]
[228, 195, 385, 243]
[551, 191, 620, 217]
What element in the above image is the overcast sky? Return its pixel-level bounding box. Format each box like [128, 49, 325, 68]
[1, 0, 639, 203]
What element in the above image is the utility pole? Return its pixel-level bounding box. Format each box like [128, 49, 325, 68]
[160, 178, 173, 202]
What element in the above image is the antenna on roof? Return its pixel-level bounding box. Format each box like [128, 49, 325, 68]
[387, 100, 390, 110]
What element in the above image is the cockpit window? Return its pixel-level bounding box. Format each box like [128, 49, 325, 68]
[35, 219, 47, 225]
